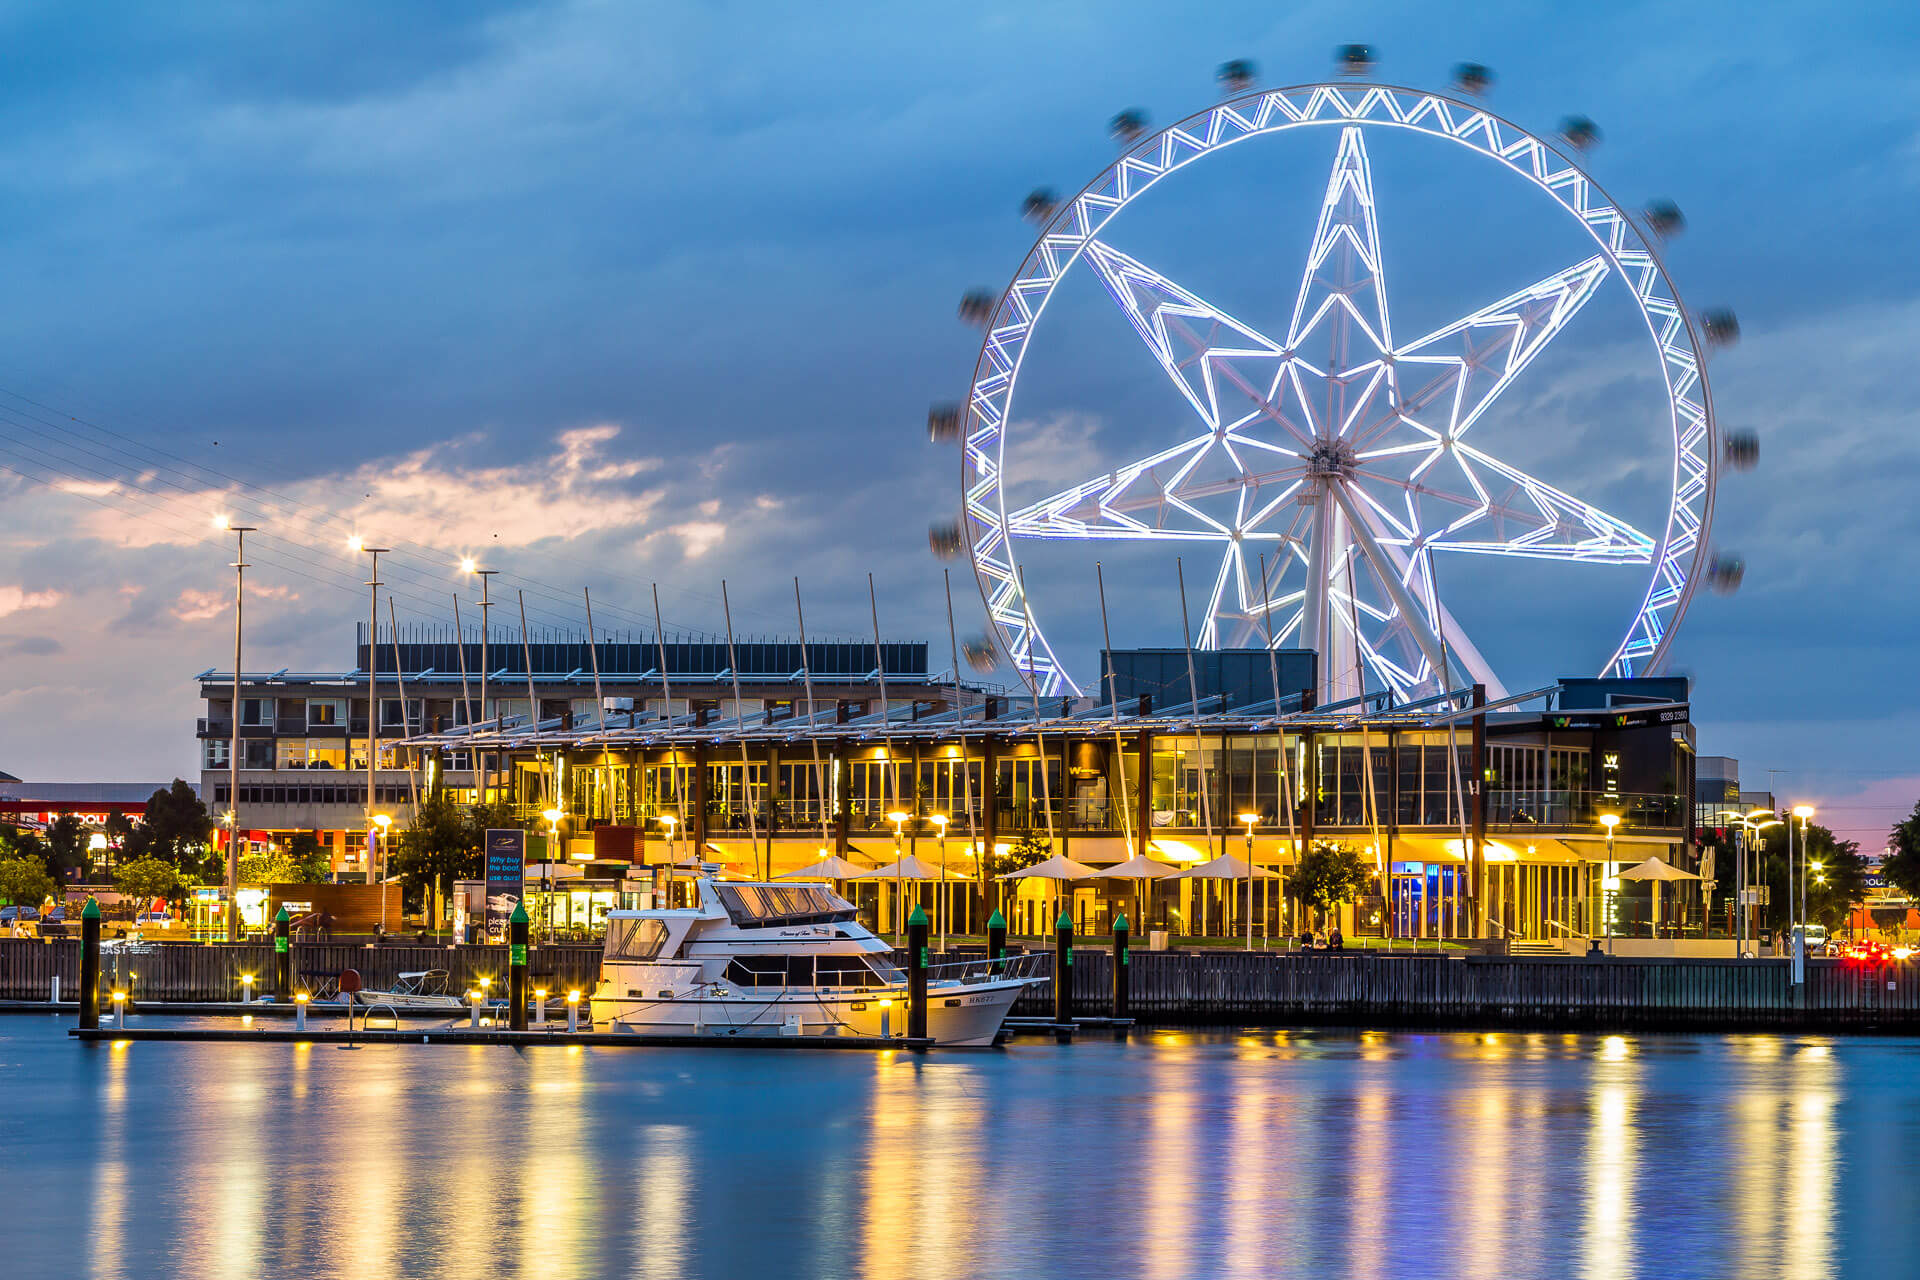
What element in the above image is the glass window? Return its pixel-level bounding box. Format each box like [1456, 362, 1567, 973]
[605, 917, 670, 961]
[241, 697, 274, 727]
[277, 739, 312, 770]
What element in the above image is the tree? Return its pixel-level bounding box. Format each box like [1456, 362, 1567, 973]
[115, 856, 180, 908]
[44, 814, 88, 883]
[284, 831, 332, 882]
[0, 856, 55, 908]
[136, 779, 215, 875]
[1881, 799, 1920, 902]
[389, 795, 513, 918]
[988, 832, 1050, 879]
[1750, 819, 1867, 933]
[1292, 840, 1371, 926]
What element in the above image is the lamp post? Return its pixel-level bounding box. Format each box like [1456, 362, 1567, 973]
[1792, 803, 1815, 982]
[372, 813, 392, 931]
[1599, 813, 1620, 954]
[352, 538, 391, 898]
[543, 806, 564, 937]
[658, 813, 677, 908]
[929, 814, 949, 954]
[216, 515, 257, 940]
[887, 810, 909, 944]
[1239, 813, 1259, 951]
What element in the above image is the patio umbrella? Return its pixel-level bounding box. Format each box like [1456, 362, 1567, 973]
[854, 855, 972, 880]
[1089, 853, 1176, 936]
[1173, 854, 1280, 941]
[1614, 857, 1700, 936]
[776, 855, 870, 881]
[997, 854, 1101, 937]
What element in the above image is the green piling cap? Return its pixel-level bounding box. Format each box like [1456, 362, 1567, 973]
[907, 904, 928, 926]
[274, 905, 291, 923]
[1056, 907, 1073, 930]
[987, 909, 1006, 929]
[81, 897, 100, 921]
[510, 900, 530, 924]
[1113, 912, 1129, 931]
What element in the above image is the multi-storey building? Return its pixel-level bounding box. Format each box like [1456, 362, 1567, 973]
[197, 626, 974, 878]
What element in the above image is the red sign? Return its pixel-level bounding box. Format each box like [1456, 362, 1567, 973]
[338, 969, 362, 995]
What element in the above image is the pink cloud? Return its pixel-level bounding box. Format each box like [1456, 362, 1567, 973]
[0, 586, 63, 617]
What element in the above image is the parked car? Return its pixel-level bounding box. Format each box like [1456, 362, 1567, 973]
[0, 905, 41, 925]
[134, 911, 174, 927]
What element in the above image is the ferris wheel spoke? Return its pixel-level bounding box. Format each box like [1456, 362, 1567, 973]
[1344, 255, 1611, 455]
[1083, 238, 1295, 436]
[1288, 126, 1392, 355]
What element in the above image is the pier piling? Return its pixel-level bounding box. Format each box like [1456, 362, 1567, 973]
[907, 904, 929, 1042]
[1053, 908, 1073, 1027]
[273, 906, 292, 1000]
[1112, 912, 1130, 1021]
[508, 902, 530, 1032]
[78, 898, 100, 1031]
[987, 909, 1007, 964]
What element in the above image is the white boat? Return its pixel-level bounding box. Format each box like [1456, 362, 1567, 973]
[354, 969, 467, 1011]
[589, 872, 1042, 1046]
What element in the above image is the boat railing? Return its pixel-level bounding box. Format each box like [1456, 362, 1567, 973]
[924, 952, 1049, 986]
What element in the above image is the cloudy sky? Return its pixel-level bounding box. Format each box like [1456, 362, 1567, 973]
[0, 1, 1914, 851]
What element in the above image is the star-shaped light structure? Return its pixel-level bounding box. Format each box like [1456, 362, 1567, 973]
[1002, 124, 1656, 703]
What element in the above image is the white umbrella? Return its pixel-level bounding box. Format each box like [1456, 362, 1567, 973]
[776, 855, 869, 881]
[997, 854, 1101, 881]
[854, 855, 971, 881]
[1173, 853, 1280, 879]
[1615, 856, 1699, 937]
[1092, 854, 1177, 880]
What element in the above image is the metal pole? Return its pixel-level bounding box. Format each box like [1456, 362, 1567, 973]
[227, 524, 255, 940]
[518, 589, 540, 810]
[364, 547, 389, 890]
[452, 593, 474, 733]
[388, 597, 421, 818]
[1095, 562, 1136, 857]
[476, 569, 497, 806]
[1175, 558, 1213, 835]
[583, 588, 605, 740]
[867, 573, 905, 939]
[651, 584, 685, 872]
[943, 569, 982, 923]
[793, 577, 831, 849]
[720, 580, 761, 877]
[1257, 553, 1299, 944]
[1016, 568, 1054, 845]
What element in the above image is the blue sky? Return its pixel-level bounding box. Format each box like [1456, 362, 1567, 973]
[0, 0, 1914, 849]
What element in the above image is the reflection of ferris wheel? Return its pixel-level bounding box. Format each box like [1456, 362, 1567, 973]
[934, 53, 1753, 701]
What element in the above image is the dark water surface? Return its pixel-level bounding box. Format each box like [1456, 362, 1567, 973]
[5, 1016, 1918, 1279]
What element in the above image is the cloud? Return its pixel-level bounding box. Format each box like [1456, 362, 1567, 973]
[668, 520, 727, 558]
[0, 635, 62, 656]
[0, 586, 63, 616]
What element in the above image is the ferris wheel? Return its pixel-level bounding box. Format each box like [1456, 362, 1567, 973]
[932, 50, 1753, 702]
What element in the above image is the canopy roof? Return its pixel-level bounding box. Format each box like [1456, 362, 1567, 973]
[998, 853, 1101, 881]
[1175, 853, 1281, 880]
[853, 854, 971, 881]
[774, 855, 871, 881]
[1086, 853, 1178, 880]
[1614, 856, 1699, 882]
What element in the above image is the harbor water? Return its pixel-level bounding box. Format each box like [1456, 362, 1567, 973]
[6, 1016, 1917, 1278]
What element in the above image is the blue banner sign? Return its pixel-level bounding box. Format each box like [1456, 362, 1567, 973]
[484, 828, 526, 942]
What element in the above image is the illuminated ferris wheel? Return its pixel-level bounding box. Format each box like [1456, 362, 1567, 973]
[933, 51, 1752, 702]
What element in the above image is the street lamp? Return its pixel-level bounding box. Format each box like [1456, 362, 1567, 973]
[1599, 813, 1621, 954]
[1239, 813, 1259, 951]
[887, 811, 909, 944]
[1791, 803, 1815, 981]
[354, 537, 392, 921]
[929, 813, 949, 953]
[658, 813, 677, 907]
[218, 514, 257, 941]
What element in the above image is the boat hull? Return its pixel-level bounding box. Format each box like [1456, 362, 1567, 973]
[589, 978, 1033, 1047]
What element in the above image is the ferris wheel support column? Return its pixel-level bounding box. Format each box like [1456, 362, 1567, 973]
[1328, 480, 1459, 694]
[1302, 481, 1332, 692]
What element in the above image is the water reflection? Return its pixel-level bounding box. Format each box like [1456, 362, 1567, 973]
[11, 1021, 1884, 1279]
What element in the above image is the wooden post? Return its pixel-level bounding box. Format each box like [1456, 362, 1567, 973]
[1112, 911, 1130, 1020]
[273, 905, 292, 999]
[508, 900, 530, 1031]
[78, 898, 101, 1030]
[906, 904, 929, 1041]
[1053, 907, 1074, 1026]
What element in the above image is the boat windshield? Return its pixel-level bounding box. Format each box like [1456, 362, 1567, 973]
[713, 883, 857, 929]
[605, 917, 672, 961]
